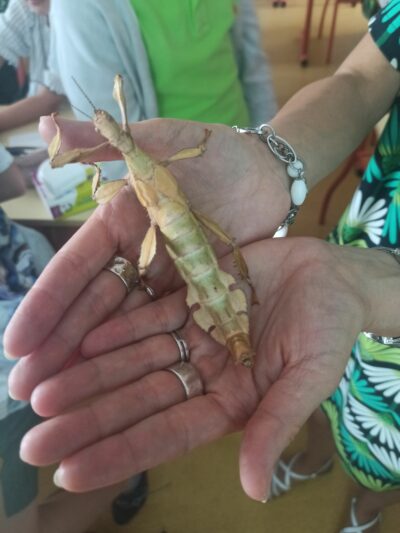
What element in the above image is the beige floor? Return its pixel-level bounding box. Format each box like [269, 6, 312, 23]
[86, 2, 399, 532]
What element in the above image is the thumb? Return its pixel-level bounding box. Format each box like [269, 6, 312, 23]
[239, 366, 339, 502]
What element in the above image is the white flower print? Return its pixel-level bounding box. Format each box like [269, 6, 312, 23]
[338, 357, 355, 399]
[346, 191, 388, 244]
[361, 363, 400, 404]
[348, 395, 400, 451]
[343, 404, 368, 442]
[369, 442, 400, 474]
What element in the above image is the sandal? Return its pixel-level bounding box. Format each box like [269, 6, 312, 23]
[340, 497, 381, 533]
[270, 452, 334, 498]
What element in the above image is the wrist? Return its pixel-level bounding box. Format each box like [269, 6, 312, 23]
[233, 124, 308, 232]
[334, 245, 400, 337]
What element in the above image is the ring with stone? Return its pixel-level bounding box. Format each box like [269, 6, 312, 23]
[103, 256, 141, 294]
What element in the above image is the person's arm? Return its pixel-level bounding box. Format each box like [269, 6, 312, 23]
[269, 33, 400, 190]
[0, 85, 63, 131]
[0, 162, 26, 200]
[0, 144, 26, 200]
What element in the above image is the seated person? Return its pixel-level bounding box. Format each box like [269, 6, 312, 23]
[0, 0, 64, 132]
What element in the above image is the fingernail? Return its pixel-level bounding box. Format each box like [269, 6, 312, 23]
[261, 487, 270, 504]
[7, 388, 18, 401]
[53, 468, 65, 488]
[4, 351, 18, 361]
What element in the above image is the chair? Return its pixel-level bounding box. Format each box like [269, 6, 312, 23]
[318, 0, 360, 64]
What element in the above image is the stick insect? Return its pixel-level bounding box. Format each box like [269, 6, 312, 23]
[49, 75, 256, 367]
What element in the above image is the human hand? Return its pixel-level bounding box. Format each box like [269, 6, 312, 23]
[13, 238, 369, 501]
[39, 116, 291, 243]
[4, 115, 291, 395]
[15, 148, 48, 187]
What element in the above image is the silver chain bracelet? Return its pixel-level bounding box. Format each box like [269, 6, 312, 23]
[363, 247, 400, 347]
[233, 123, 308, 232]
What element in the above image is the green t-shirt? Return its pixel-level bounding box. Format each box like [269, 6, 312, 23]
[130, 0, 249, 126]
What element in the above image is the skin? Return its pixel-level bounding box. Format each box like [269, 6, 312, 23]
[4, 119, 400, 504]
[24, 0, 50, 16]
[0, 160, 26, 202]
[10, 235, 381, 500]
[4, 31, 400, 513]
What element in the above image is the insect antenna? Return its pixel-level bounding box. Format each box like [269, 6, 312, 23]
[71, 76, 97, 111]
[70, 103, 93, 120]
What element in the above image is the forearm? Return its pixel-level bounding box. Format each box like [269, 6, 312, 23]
[267, 34, 400, 190]
[0, 163, 26, 201]
[269, 75, 374, 189]
[0, 88, 63, 131]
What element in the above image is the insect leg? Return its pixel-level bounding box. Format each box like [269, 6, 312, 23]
[93, 179, 127, 204]
[160, 130, 211, 165]
[49, 113, 110, 168]
[192, 210, 258, 305]
[112, 74, 129, 132]
[138, 224, 158, 276]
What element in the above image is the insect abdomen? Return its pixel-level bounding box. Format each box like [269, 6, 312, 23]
[159, 205, 253, 366]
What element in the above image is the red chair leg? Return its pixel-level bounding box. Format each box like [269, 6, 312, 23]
[326, 0, 340, 64]
[318, 0, 330, 38]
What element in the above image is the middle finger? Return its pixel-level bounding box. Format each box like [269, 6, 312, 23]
[31, 331, 198, 416]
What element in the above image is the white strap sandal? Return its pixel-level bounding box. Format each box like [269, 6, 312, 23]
[340, 498, 381, 533]
[270, 452, 334, 498]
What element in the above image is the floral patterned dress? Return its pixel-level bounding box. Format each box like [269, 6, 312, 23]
[321, 0, 400, 492]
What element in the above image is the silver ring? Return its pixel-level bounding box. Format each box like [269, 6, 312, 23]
[103, 256, 140, 293]
[170, 330, 190, 362]
[165, 362, 204, 400]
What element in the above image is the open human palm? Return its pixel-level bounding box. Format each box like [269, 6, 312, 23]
[5, 115, 291, 397]
[9, 237, 366, 502]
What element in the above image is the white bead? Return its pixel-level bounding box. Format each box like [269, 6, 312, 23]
[287, 159, 304, 178]
[291, 179, 308, 206]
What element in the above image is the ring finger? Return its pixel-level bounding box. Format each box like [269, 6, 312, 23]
[31, 325, 207, 417]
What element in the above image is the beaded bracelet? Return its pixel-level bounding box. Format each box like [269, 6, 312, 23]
[233, 123, 308, 231]
[363, 247, 400, 347]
